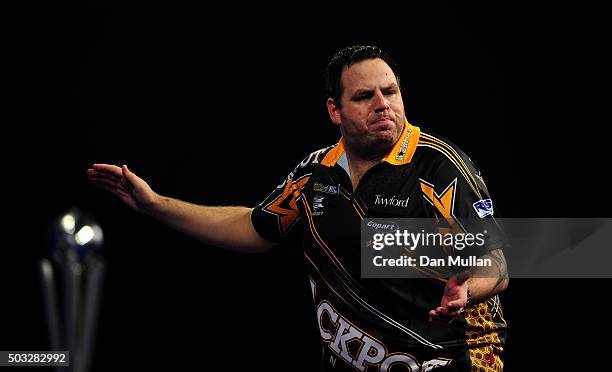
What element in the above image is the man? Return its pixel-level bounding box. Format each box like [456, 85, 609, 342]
[88, 46, 508, 371]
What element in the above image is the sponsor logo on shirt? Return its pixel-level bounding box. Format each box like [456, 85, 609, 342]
[395, 126, 413, 161]
[262, 175, 311, 236]
[316, 299, 452, 371]
[374, 194, 410, 208]
[313, 196, 325, 216]
[313, 182, 339, 195]
[473, 199, 494, 218]
[365, 220, 400, 232]
[365, 220, 400, 250]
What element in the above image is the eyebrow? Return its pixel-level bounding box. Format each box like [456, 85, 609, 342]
[351, 83, 399, 98]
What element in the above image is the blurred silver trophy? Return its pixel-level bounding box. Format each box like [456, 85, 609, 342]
[40, 208, 105, 372]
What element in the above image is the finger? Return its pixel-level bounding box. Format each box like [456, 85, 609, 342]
[87, 168, 121, 181]
[91, 177, 122, 190]
[428, 309, 447, 318]
[446, 300, 466, 310]
[92, 164, 123, 178]
[88, 175, 121, 189]
[429, 308, 461, 324]
[433, 307, 456, 318]
[90, 170, 123, 184]
[444, 306, 462, 315]
[88, 173, 120, 183]
[121, 165, 140, 185]
[445, 309, 462, 317]
[429, 310, 445, 323]
[429, 309, 446, 319]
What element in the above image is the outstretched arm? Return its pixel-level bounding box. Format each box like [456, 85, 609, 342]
[87, 164, 276, 253]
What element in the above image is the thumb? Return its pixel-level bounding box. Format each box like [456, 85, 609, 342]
[122, 164, 137, 183]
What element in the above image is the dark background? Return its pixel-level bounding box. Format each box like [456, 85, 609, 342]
[3, 1, 609, 370]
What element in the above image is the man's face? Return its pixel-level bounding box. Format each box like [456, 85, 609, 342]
[328, 58, 405, 158]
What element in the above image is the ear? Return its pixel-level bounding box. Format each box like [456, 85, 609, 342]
[327, 98, 342, 126]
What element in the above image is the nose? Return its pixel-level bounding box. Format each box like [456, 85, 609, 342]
[372, 89, 390, 112]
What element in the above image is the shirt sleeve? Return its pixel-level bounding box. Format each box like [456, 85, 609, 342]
[250, 152, 319, 242]
[425, 149, 508, 258]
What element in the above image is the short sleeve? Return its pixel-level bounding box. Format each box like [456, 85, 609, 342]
[250, 149, 328, 242]
[423, 149, 508, 257]
[251, 170, 310, 242]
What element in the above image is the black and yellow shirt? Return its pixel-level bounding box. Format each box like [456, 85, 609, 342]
[252, 119, 507, 371]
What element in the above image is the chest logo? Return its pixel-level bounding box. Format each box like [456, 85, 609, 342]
[374, 194, 410, 208]
[313, 182, 339, 195]
[313, 196, 325, 216]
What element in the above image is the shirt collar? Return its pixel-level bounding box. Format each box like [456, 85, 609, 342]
[321, 118, 421, 167]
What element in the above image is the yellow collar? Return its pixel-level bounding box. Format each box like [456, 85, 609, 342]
[321, 118, 421, 167]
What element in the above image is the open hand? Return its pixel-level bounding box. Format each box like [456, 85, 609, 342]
[87, 164, 159, 213]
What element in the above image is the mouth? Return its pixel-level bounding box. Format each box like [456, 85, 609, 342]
[370, 117, 394, 128]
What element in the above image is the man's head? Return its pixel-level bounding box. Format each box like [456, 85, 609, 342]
[325, 46, 405, 160]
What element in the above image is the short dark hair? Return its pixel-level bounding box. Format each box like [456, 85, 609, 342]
[325, 45, 400, 108]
